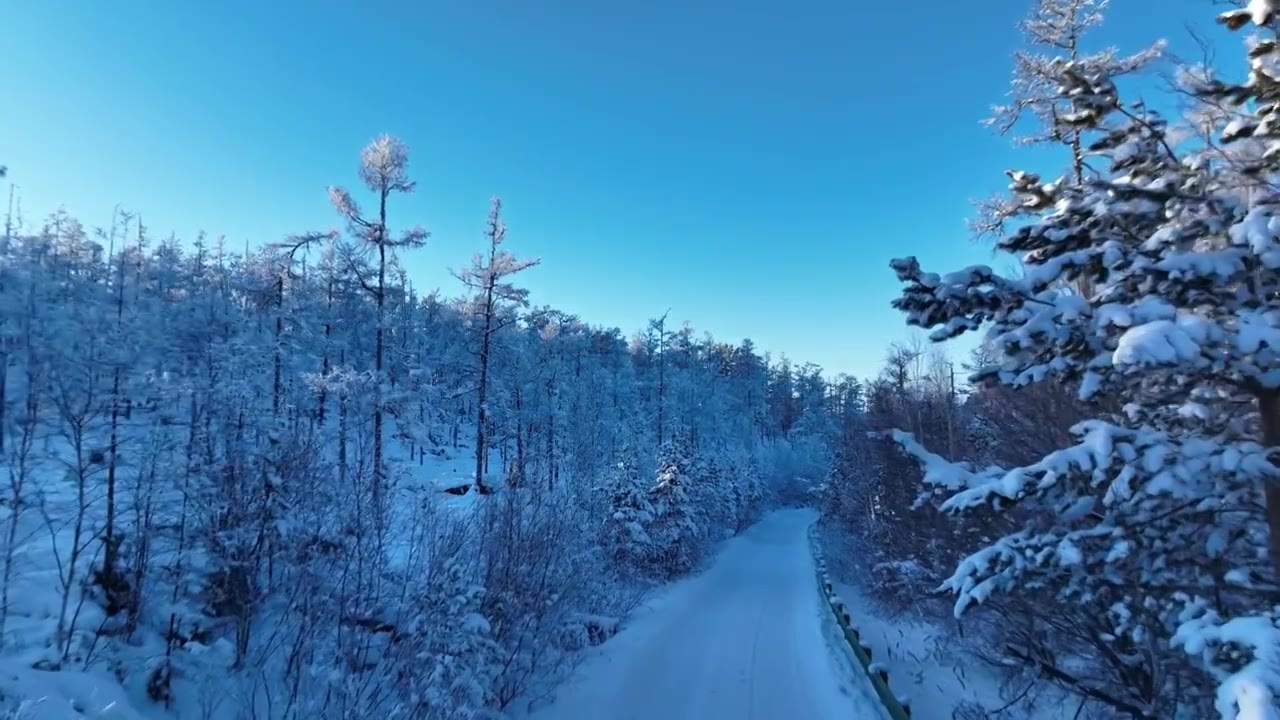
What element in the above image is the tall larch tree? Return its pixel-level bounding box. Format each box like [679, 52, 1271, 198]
[328, 134, 427, 515]
[454, 196, 538, 493]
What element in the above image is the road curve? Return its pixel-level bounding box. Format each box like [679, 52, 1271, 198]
[531, 507, 886, 720]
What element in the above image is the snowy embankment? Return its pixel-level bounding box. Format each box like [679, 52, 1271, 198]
[0, 415, 489, 720]
[829, 579, 1003, 720]
[0, 663, 145, 720]
[826, 578, 1075, 720]
[524, 508, 887, 720]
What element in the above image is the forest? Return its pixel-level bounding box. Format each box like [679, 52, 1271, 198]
[6, 0, 1280, 718]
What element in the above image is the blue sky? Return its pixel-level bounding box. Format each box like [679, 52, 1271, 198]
[0, 0, 1227, 379]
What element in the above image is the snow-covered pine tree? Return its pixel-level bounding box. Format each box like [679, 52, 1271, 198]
[400, 559, 500, 720]
[648, 438, 699, 578]
[887, 6, 1280, 715]
[687, 449, 734, 542]
[977, 0, 1163, 236]
[740, 452, 766, 528]
[600, 446, 656, 574]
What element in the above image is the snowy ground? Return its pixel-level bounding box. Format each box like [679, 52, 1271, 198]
[527, 508, 887, 720]
[830, 578, 1075, 720]
[0, 413, 490, 719]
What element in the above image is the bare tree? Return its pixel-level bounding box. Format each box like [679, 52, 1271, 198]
[1, 173, 17, 454]
[97, 208, 134, 598]
[454, 197, 539, 493]
[46, 362, 105, 666]
[926, 349, 958, 458]
[647, 311, 670, 446]
[0, 346, 42, 649]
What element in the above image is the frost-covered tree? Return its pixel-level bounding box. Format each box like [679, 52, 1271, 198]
[600, 447, 655, 573]
[328, 134, 427, 516]
[0, 129, 818, 718]
[989, 1, 1163, 143]
[454, 197, 538, 493]
[648, 439, 699, 578]
[886, 5, 1280, 716]
[399, 559, 499, 720]
[977, 0, 1163, 302]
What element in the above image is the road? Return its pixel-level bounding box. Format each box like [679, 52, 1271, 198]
[531, 508, 886, 720]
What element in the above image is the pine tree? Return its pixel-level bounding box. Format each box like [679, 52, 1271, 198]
[645, 312, 671, 445]
[886, 6, 1280, 715]
[402, 559, 500, 719]
[600, 447, 655, 573]
[648, 439, 699, 578]
[978, 0, 1162, 300]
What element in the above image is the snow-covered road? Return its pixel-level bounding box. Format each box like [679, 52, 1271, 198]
[532, 508, 887, 720]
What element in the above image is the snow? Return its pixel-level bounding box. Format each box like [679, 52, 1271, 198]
[0, 661, 146, 720]
[1055, 537, 1083, 565]
[1174, 607, 1280, 720]
[1112, 318, 1204, 367]
[0, 414, 495, 719]
[527, 509, 886, 720]
[1229, 206, 1280, 269]
[826, 580, 1076, 720]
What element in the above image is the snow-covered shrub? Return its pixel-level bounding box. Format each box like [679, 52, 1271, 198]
[396, 558, 501, 720]
[477, 485, 617, 711]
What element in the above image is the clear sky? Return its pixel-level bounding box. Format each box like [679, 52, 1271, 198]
[0, 0, 1226, 379]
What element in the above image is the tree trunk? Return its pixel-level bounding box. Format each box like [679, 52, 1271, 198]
[103, 223, 130, 588]
[514, 386, 525, 486]
[474, 288, 494, 493]
[657, 350, 666, 445]
[104, 367, 122, 586]
[0, 351, 6, 454]
[1258, 390, 1280, 581]
[546, 377, 556, 494]
[318, 263, 333, 424]
[373, 189, 388, 513]
[946, 363, 957, 459]
[273, 276, 284, 418]
[339, 351, 349, 489]
[475, 348, 489, 490]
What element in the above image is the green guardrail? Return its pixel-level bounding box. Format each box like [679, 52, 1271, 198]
[808, 524, 913, 720]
